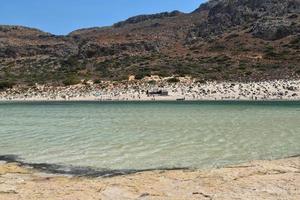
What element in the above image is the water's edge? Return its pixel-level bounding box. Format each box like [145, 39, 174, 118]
[1, 154, 299, 178]
[0, 155, 188, 177]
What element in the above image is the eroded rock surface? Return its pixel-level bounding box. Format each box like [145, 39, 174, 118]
[0, 157, 299, 200]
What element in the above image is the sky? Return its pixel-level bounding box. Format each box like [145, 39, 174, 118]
[0, 0, 206, 35]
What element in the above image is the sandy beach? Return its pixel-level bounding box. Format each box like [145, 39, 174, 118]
[1, 78, 300, 101]
[0, 156, 299, 200]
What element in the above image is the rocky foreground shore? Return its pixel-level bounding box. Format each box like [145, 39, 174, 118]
[1, 78, 300, 101]
[0, 156, 299, 200]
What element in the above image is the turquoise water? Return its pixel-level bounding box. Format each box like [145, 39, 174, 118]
[0, 101, 299, 170]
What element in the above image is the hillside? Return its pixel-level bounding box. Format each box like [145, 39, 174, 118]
[0, 0, 299, 87]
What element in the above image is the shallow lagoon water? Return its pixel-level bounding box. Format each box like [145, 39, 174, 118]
[0, 101, 299, 171]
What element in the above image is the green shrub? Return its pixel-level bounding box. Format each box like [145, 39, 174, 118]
[60, 56, 83, 72]
[196, 79, 206, 84]
[175, 65, 192, 76]
[167, 77, 180, 83]
[238, 64, 246, 70]
[94, 79, 101, 84]
[0, 80, 15, 90]
[63, 75, 81, 86]
[264, 45, 279, 58]
[245, 71, 252, 76]
[157, 70, 172, 77]
[135, 68, 151, 80]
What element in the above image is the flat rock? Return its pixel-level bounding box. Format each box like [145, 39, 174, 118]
[0, 156, 299, 199]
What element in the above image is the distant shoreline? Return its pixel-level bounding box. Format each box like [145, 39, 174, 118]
[1, 99, 300, 103]
[1, 78, 300, 102]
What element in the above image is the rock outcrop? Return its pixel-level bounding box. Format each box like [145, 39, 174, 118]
[189, 0, 300, 40]
[113, 11, 183, 27]
[0, 156, 299, 199]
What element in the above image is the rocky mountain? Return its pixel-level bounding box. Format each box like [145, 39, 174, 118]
[113, 11, 184, 27]
[0, 0, 299, 87]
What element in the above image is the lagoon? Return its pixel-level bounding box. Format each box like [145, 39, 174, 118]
[0, 101, 299, 171]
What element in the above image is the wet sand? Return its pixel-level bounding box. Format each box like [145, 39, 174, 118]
[0, 156, 299, 200]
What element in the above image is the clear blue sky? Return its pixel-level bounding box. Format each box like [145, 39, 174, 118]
[0, 0, 206, 35]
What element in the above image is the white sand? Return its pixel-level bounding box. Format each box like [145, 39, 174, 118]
[0, 78, 300, 101]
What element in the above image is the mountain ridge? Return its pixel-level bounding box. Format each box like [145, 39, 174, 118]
[0, 0, 299, 87]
